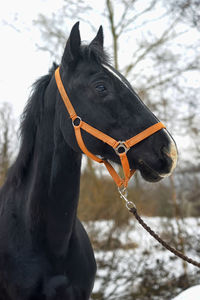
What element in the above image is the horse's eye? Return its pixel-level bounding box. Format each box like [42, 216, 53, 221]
[95, 85, 106, 93]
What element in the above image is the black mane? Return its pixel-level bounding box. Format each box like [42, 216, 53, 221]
[6, 63, 58, 186]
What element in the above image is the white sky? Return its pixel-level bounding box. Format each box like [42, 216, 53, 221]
[0, 0, 62, 117]
[0, 0, 112, 117]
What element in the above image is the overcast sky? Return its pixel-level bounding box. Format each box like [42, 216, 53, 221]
[0, 0, 64, 117]
[0, 0, 108, 118]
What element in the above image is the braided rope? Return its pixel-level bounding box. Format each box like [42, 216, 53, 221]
[129, 207, 200, 269]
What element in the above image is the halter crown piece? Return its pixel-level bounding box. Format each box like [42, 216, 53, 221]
[55, 67, 166, 189]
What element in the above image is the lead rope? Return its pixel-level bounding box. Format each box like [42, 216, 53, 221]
[118, 188, 200, 269]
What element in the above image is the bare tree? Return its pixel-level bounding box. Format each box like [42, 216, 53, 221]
[34, 0, 91, 61]
[165, 0, 200, 29]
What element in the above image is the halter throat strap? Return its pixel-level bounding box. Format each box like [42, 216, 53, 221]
[55, 67, 165, 188]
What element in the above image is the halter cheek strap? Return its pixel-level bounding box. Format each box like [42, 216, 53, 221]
[55, 67, 165, 188]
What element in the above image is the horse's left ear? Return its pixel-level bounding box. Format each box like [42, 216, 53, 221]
[61, 22, 81, 67]
[90, 26, 104, 49]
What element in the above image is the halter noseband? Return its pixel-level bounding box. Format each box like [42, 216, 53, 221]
[55, 67, 165, 189]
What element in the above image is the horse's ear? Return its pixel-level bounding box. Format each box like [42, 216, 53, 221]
[61, 22, 81, 67]
[90, 26, 104, 49]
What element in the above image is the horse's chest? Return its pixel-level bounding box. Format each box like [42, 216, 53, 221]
[44, 221, 96, 299]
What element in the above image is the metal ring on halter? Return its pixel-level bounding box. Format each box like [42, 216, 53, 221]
[115, 141, 129, 156]
[72, 116, 82, 127]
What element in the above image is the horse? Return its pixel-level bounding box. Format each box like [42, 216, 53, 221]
[0, 22, 177, 300]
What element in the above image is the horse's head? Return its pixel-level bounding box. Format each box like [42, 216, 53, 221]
[57, 22, 177, 182]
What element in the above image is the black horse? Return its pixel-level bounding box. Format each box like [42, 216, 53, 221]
[0, 22, 177, 300]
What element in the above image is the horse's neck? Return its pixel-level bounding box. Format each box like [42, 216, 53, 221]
[47, 130, 82, 256]
[25, 94, 82, 256]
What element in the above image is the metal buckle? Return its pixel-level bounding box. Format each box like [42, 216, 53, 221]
[118, 186, 136, 210]
[72, 116, 82, 127]
[115, 141, 129, 156]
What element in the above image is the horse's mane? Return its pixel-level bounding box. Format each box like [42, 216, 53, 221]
[6, 63, 58, 186]
[6, 42, 109, 187]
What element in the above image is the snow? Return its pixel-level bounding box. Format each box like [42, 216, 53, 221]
[172, 285, 200, 300]
[84, 217, 200, 299]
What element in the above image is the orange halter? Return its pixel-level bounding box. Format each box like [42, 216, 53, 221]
[55, 67, 166, 188]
